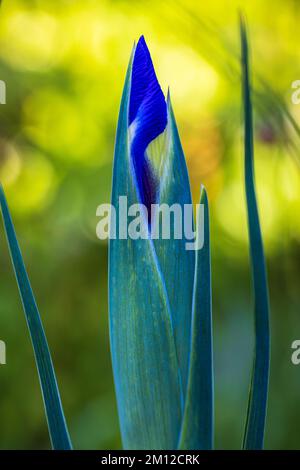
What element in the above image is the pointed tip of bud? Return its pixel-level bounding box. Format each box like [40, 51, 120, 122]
[167, 87, 171, 102]
[200, 184, 208, 205]
[137, 35, 146, 46]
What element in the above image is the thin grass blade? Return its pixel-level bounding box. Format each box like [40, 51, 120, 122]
[178, 186, 214, 450]
[240, 18, 270, 450]
[0, 185, 72, 450]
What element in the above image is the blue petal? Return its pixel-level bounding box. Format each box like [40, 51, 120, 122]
[129, 36, 167, 216]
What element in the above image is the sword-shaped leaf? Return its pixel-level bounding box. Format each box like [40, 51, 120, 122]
[178, 186, 213, 450]
[240, 18, 270, 450]
[153, 94, 195, 394]
[0, 185, 72, 450]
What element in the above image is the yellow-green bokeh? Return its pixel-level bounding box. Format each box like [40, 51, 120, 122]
[0, 0, 299, 449]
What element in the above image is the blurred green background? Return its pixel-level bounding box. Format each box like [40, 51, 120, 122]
[0, 0, 300, 449]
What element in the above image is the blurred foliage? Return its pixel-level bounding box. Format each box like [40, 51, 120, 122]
[0, 0, 300, 449]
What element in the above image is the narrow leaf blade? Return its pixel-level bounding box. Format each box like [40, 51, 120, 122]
[240, 18, 270, 450]
[0, 185, 72, 450]
[178, 186, 214, 450]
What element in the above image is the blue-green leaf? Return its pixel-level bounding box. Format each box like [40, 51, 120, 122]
[109, 47, 183, 450]
[153, 93, 195, 394]
[0, 185, 72, 450]
[240, 18, 270, 450]
[178, 186, 214, 450]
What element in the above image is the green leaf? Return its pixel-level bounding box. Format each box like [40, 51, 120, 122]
[240, 17, 270, 450]
[109, 47, 183, 450]
[178, 186, 214, 450]
[0, 185, 72, 450]
[153, 93, 195, 395]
